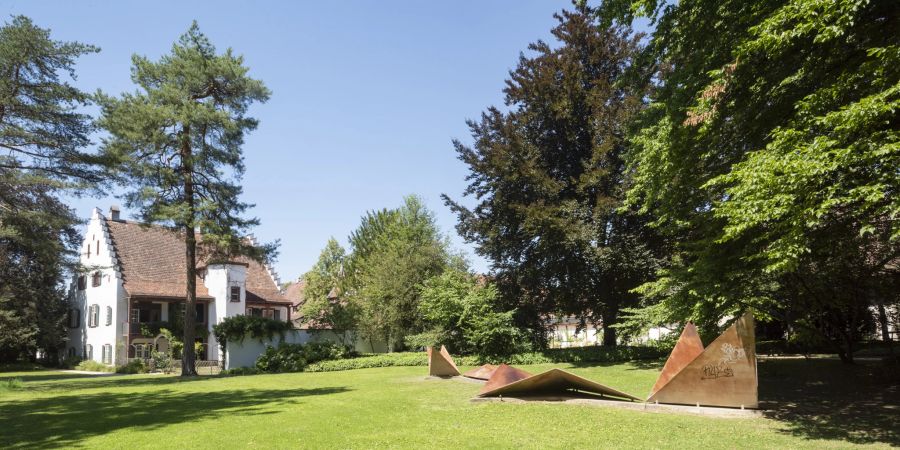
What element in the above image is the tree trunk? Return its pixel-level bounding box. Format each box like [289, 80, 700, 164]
[180, 124, 198, 377]
[602, 303, 618, 346]
[877, 302, 892, 343]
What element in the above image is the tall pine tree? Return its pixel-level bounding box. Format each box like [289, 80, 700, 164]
[0, 16, 101, 362]
[98, 23, 273, 375]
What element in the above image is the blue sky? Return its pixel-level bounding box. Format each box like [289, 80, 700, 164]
[4, 1, 575, 282]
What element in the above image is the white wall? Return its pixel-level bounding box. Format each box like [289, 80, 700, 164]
[67, 208, 125, 365]
[205, 264, 247, 360]
[224, 330, 381, 370]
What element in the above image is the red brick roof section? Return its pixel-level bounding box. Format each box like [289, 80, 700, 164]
[105, 219, 289, 304]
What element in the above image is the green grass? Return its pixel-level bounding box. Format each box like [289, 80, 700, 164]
[0, 358, 897, 448]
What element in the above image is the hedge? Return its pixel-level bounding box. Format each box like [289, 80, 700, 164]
[305, 345, 664, 373]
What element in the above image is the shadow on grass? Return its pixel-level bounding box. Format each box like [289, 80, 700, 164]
[759, 358, 900, 446]
[0, 377, 350, 449]
[8, 371, 117, 384]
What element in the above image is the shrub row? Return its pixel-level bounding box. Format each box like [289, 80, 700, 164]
[304, 345, 664, 373]
[254, 342, 356, 373]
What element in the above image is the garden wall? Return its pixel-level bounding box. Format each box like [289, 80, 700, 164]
[224, 329, 387, 369]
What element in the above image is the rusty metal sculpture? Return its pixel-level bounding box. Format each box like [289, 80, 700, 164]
[648, 322, 705, 398]
[427, 345, 461, 377]
[479, 364, 533, 395]
[647, 312, 758, 409]
[462, 364, 498, 380]
[479, 366, 640, 401]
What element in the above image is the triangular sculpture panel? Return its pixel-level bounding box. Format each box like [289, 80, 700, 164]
[479, 364, 532, 395]
[480, 367, 640, 402]
[647, 312, 758, 408]
[463, 364, 498, 380]
[648, 322, 704, 398]
[427, 345, 460, 377]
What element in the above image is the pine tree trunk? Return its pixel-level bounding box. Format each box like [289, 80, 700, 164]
[180, 124, 199, 376]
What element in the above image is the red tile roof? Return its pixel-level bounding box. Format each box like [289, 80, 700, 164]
[105, 219, 289, 304]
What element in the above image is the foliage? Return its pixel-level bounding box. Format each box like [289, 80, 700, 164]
[444, 5, 662, 348]
[304, 345, 663, 372]
[0, 16, 102, 363]
[298, 238, 357, 334]
[344, 195, 459, 351]
[0, 377, 23, 391]
[220, 366, 260, 376]
[97, 22, 273, 375]
[254, 342, 355, 373]
[74, 360, 114, 373]
[599, 0, 900, 362]
[407, 269, 526, 358]
[212, 315, 294, 347]
[115, 359, 148, 374]
[149, 350, 174, 374]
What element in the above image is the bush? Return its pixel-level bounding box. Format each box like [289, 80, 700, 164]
[75, 360, 114, 372]
[255, 342, 355, 373]
[411, 269, 525, 359]
[60, 356, 81, 369]
[0, 362, 45, 372]
[150, 350, 175, 374]
[304, 345, 663, 372]
[221, 366, 261, 376]
[116, 359, 148, 374]
[0, 378, 23, 391]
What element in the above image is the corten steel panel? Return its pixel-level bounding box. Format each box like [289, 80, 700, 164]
[479, 367, 641, 401]
[647, 312, 758, 409]
[648, 322, 705, 398]
[427, 345, 460, 377]
[463, 364, 498, 380]
[478, 364, 533, 395]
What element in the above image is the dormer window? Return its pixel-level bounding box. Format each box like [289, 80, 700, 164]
[230, 286, 241, 302]
[92, 271, 102, 287]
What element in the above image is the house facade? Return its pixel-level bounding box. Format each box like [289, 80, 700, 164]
[67, 206, 292, 366]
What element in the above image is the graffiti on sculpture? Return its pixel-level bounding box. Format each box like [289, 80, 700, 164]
[700, 343, 746, 380]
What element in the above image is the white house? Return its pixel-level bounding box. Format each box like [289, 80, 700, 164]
[66, 206, 292, 366]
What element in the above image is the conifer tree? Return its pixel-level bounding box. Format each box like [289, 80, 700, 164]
[0, 16, 100, 362]
[98, 23, 273, 375]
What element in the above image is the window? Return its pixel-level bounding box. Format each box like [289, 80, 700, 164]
[88, 304, 99, 328]
[134, 344, 150, 359]
[274, 309, 281, 321]
[130, 308, 139, 324]
[84, 344, 93, 360]
[77, 275, 86, 290]
[102, 344, 112, 364]
[249, 308, 262, 317]
[106, 306, 113, 326]
[68, 309, 80, 328]
[263, 309, 274, 319]
[96, 240, 99, 255]
[195, 303, 205, 323]
[85, 244, 90, 260]
[91, 271, 101, 287]
[67, 347, 76, 358]
[229, 286, 241, 302]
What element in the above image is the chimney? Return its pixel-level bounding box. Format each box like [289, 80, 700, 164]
[109, 205, 121, 221]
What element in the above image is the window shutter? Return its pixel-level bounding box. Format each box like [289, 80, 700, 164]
[106, 306, 113, 326]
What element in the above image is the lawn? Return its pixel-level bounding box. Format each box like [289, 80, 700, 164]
[1, 358, 897, 449]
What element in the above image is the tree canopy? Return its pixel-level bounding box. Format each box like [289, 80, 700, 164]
[445, 5, 662, 346]
[0, 16, 101, 362]
[598, 0, 899, 360]
[98, 22, 273, 374]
